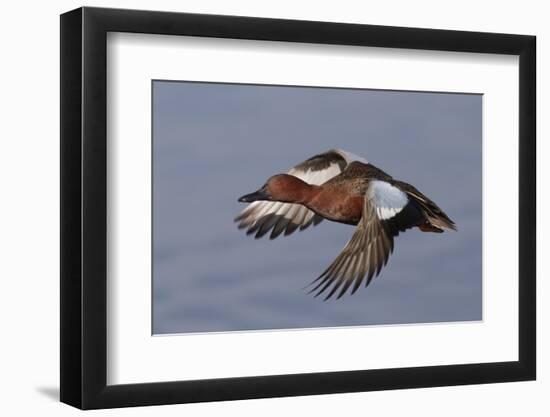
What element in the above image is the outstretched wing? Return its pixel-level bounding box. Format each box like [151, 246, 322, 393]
[308, 179, 420, 300]
[235, 149, 361, 239]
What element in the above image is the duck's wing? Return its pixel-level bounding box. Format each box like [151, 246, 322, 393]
[235, 149, 360, 239]
[308, 179, 420, 300]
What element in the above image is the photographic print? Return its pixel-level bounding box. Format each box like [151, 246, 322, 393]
[61, 8, 536, 408]
[152, 80, 482, 335]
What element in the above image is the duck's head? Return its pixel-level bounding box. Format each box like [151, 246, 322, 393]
[238, 174, 310, 204]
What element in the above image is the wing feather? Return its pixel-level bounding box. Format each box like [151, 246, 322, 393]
[308, 184, 397, 300]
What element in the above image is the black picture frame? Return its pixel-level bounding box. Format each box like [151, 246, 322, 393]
[60, 6, 536, 410]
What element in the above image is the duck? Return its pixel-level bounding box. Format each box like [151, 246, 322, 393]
[235, 149, 456, 300]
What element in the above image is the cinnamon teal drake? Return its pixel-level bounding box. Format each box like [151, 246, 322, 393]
[235, 149, 456, 300]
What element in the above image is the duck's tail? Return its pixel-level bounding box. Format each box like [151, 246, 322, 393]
[415, 197, 456, 233]
[393, 180, 457, 233]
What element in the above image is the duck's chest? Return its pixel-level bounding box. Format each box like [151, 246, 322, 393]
[307, 190, 364, 225]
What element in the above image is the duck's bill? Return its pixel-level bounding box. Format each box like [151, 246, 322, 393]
[238, 186, 270, 203]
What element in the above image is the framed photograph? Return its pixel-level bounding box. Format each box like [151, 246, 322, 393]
[60, 6, 536, 409]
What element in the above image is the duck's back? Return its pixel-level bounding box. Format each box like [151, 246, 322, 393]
[321, 161, 392, 195]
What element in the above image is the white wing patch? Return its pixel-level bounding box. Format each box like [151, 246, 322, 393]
[367, 180, 409, 220]
[289, 162, 341, 186]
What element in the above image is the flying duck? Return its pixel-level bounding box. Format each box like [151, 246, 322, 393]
[235, 149, 456, 300]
